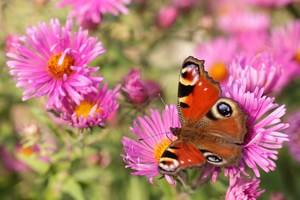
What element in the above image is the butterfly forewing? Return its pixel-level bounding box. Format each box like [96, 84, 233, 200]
[158, 141, 205, 175]
[178, 56, 221, 124]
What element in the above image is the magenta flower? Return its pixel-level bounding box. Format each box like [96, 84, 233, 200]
[171, 0, 197, 10]
[6, 19, 105, 109]
[58, 0, 130, 28]
[217, 10, 270, 35]
[235, 31, 270, 57]
[156, 6, 178, 29]
[122, 69, 161, 107]
[244, 0, 293, 7]
[271, 20, 300, 82]
[5, 34, 20, 54]
[194, 38, 237, 85]
[60, 83, 120, 128]
[0, 146, 31, 172]
[225, 176, 265, 200]
[285, 110, 300, 163]
[121, 104, 180, 184]
[228, 52, 283, 94]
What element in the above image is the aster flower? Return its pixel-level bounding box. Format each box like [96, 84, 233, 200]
[121, 104, 180, 184]
[6, 19, 105, 108]
[194, 38, 237, 85]
[122, 69, 162, 108]
[225, 176, 265, 200]
[235, 31, 270, 56]
[244, 0, 293, 7]
[171, 0, 197, 10]
[217, 10, 270, 35]
[0, 146, 31, 172]
[59, 83, 120, 128]
[285, 110, 300, 163]
[5, 34, 20, 54]
[228, 52, 283, 94]
[58, 0, 130, 28]
[156, 6, 178, 29]
[271, 20, 300, 81]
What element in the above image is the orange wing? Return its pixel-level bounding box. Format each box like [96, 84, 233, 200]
[158, 141, 206, 175]
[178, 56, 221, 124]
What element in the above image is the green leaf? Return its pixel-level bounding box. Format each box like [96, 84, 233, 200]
[61, 177, 85, 200]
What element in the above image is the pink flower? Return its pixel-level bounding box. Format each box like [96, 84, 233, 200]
[0, 146, 31, 172]
[58, 0, 130, 28]
[121, 104, 180, 184]
[228, 52, 283, 94]
[217, 10, 270, 35]
[6, 19, 105, 109]
[285, 110, 300, 163]
[122, 69, 161, 107]
[171, 0, 197, 10]
[5, 34, 20, 54]
[225, 176, 265, 200]
[156, 6, 178, 29]
[235, 31, 270, 56]
[244, 0, 293, 7]
[60, 83, 120, 128]
[194, 38, 237, 85]
[271, 20, 300, 82]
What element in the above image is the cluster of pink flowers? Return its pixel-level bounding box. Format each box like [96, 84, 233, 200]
[6, 18, 120, 129]
[58, 0, 131, 28]
[195, 9, 300, 94]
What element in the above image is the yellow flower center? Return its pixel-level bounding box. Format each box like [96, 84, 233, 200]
[209, 62, 228, 82]
[47, 52, 75, 79]
[153, 138, 171, 161]
[19, 146, 34, 157]
[294, 50, 300, 64]
[74, 100, 101, 118]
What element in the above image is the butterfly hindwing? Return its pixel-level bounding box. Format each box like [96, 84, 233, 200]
[158, 141, 206, 175]
[178, 56, 221, 124]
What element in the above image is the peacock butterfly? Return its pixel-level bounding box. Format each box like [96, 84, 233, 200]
[158, 56, 248, 175]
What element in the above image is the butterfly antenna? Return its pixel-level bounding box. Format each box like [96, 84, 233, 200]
[138, 131, 172, 142]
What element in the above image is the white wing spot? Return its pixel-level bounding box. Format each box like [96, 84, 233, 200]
[198, 81, 202, 86]
[180, 161, 184, 164]
[188, 159, 191, 162]
[204, 88, 208, 91]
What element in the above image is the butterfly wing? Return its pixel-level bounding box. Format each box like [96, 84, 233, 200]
[178, 56, 221, 124]
[200, 98, 248, 143]
[158, 140, 206, 175]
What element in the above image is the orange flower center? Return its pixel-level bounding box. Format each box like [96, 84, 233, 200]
[209, 62, 228, 82]
[153, 138, 171, 161]
[294, 51, 300, 65]
[74, 100, 101, 118]
[19, 146, 34, 157]
[47, 52, 75, 79]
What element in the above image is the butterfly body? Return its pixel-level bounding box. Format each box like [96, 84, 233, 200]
[158, 56, 248, 176]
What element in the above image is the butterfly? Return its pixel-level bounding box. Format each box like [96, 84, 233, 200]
[158, 56, 248, 175]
